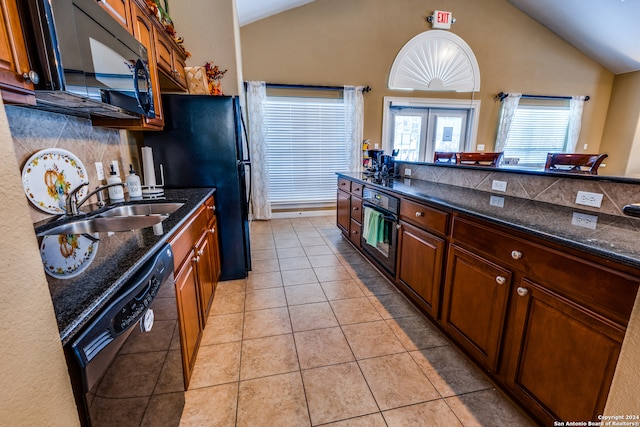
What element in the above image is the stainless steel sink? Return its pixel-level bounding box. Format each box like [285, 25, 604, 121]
[37, 215, 167, 236]
[95, 202, 184, 218]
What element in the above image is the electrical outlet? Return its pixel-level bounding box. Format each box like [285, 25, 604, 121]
[491, 180, 507, 192]
[477, 144, 485, 151]
[95, 162, 104, 180]
[572, 212, 598, 230]
[405, 168, 412, 176]
[490, 195, 505, 208]
[575, 191, 603, 208]
[111, 160, 120, 176]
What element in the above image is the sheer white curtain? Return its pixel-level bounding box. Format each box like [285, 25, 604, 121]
[495, 93, 521, 152]
[566, 96, 586, 152]
[343, 86, 364, 172]
[245, 81, 271, 220]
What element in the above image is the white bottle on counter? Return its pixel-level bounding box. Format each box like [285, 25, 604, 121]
[126, 164, 143, 200]
[107, 165, 125, 202]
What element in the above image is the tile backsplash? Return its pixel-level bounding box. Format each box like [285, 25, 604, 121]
[396, 161, 640, 217]
[7, 107, 137, 224]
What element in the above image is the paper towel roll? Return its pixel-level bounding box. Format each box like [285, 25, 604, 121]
[141, 146, 156, 187]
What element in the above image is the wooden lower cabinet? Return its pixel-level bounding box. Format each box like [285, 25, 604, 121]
[169, 195, 221, 387]
[441, 245, 512, 372]
[396, 221, 444, 319]
[505, 278, 624, 424]
[173, 257, 201, 388]
[337, 189, 350, 235]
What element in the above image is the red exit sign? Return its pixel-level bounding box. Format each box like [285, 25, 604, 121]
[432, 10, 453, 29]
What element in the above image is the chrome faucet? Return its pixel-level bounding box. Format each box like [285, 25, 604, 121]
[66, 182, 126, 216]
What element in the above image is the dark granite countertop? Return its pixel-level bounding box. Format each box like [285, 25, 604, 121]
[338, 172, 640, 270]
[36, 188, 215, 345]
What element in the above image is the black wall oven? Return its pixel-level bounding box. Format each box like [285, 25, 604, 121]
[361, 188, 400, 276]
[65, 244, 184, 427]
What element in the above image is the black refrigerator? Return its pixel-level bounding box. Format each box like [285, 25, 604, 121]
[144, 94, 251, 280]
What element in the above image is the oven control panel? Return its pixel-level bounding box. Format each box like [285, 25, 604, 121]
[363, 188, 399, 215]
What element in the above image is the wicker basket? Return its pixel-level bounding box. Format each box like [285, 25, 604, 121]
[184, 66, 208, 95]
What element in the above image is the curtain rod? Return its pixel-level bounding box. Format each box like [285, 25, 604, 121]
[264, 83, 372, 92]
[496, 92, 590, 102]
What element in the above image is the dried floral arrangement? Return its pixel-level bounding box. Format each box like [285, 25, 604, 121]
[143, 0, 190, 57]
[204, 62, 228, 96]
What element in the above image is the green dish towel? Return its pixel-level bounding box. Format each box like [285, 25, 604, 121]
[364, 208, 384, 247]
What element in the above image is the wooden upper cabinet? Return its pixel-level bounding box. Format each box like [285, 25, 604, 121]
[129, 1, 163, 127]
[154, 27, 187, 91]
[0, 0, 35, 105]
[96, 0, 133, 33]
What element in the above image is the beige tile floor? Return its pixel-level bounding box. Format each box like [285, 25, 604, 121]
[179, 216, 536, 426]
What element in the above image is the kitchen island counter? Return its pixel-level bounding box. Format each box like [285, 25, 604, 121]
[338, 172, 640, 270]
[36, 188, 215, 344]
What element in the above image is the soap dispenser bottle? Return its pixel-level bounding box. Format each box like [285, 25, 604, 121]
[107, 165, 125, 202]
[126, 164, 143, 200]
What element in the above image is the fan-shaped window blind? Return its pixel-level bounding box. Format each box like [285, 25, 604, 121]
[389, 30, 480, 92]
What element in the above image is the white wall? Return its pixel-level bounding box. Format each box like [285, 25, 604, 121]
[0, 99, 80, 425]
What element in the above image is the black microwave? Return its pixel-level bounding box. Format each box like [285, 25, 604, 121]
[18, 0, 155, 120]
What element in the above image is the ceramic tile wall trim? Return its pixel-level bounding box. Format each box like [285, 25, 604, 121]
[6, 107, 135, 224]
[396, 162, 640, 217]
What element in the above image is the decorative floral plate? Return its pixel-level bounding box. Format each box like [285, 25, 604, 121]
[40, 234, 99, 279]
[22, 148, 88, 214]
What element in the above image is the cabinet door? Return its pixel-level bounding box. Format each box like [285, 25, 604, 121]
[97, 0, 132, 32]
[208, 216, 221, 283]
[174, 257, 202, 388]
[129, 2, 163, 127]
[0, 0, 35, 104]
[337, 189, 351, 236]
[506, 279, 624, 424]
[194, 231, 215, 326]
[154, 27, 187, 91]
[442, 245, 512, 372]
[397, 221, 444, 319]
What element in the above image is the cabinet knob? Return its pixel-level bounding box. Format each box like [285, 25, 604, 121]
[23, 70, 40, 84]
[207, 205, 215, 211]
[352, 206, 359, 211]
[197, 249, 204, 257]
[415, 211, 424, 217]
[495, 276, 507, 285]
[396, 224, 401, 229]
[192, 255, 200, 263]
[511, 250, 523, 260]
[352, 230, 359, 235]
[517, 287, 529, 297]
[209, 228, 215, 234]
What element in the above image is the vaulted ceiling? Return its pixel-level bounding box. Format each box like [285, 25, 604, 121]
[235, 0, 640, 75]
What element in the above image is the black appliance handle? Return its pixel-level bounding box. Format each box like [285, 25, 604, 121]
[133, 59, 153, 116]
[363, 203, 398, 221]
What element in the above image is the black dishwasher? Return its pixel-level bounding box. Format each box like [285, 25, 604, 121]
[65, 244, 184, 427]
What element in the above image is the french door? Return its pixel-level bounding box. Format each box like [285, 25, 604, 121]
[390, 107, 471, 162]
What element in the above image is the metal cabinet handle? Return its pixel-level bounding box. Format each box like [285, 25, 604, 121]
[511, 250, 523, 260]
[197, 249, 204, 257]
[209, 228, 215, 234]
[352, 206, 359, 210]
[495, 276, 506, 285]
[23, 70, 40, 84]
[396, 224, 401, 229]
[207, 205, 215, 211]
[192, 255, 200, 263]
[352, 230, 359, 235]
[415, 212, 424, 217]
[517, 287, 529, 297]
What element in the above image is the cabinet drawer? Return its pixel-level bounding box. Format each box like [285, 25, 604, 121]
[350, 196, 363, 223]
[452, 216, 640, 325]
[338, 178, 351, 193]
[351, 182, 363, 197]
[169, 205, 208, 271]
[400, 198, 449, 236]
[349, 219, 361, 247]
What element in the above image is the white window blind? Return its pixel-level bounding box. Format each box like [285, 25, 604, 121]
[264, 96, 350, 207]
[503, 104, 571, 167]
